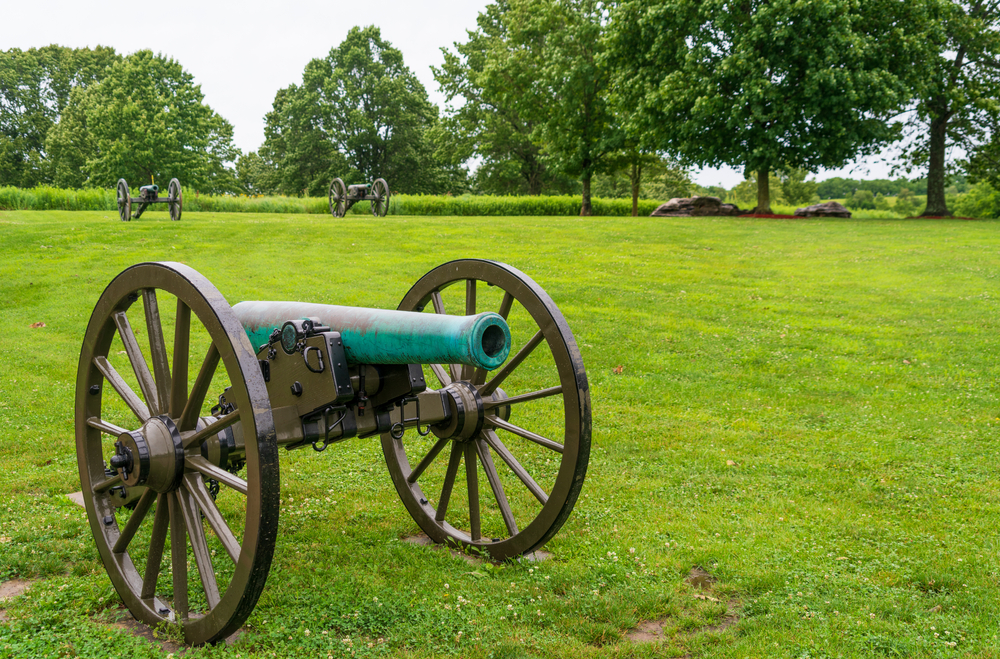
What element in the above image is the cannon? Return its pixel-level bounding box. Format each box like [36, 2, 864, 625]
[328, 176, 389, 218]
[116, 178, 183, 222]
[75, 259, 590, 644]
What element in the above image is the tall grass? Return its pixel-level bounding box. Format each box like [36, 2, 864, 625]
[0, 186, 666, 216]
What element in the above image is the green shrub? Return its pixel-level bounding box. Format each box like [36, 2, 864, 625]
[954, 182, 1000, 219]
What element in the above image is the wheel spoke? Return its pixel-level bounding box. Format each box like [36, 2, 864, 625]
[142, 289, 172, 411]
[430, 363, 452, 388]
[182, 410, 241, 451]
[476, 438, 518, 536]
[141, 493, 169, 599]
[113, 488, 156, 554]
[435, 443, 463, 522]
[484, 386, 563, 410]
[168, 492, 189, 619]
[483, 430, 548, 505]
[94, 356, 150, 423]
[185, 455, 248, 495]
[465, 443, 481, 541]
[480, 330, 545, 397]
[489, 415, 564, 454]
[87, 416, 127, 436]
[407, 436, 450, 484]
[497, 292, 514, 320]
[431, 290, 445, 315]
[185, 474, 240, 564]
[179, 343, 220, 432]
[177, 483, 221, 609]
[92, 473, 122, 493]
[170, 301, 190, 418]
[113, 311, 160, 416]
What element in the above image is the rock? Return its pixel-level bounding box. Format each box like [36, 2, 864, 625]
[794, 201, 851, 218]
[651, 196, 743, 217]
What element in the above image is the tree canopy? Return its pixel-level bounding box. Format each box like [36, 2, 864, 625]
[0, 45, 120, 187]
[901, 0, 1000, 216]
[608, 0, 933, 212]
[46, 51, 238, 192]
[260, 26, 458, 196]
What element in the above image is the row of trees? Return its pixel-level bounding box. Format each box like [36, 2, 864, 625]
[2, 1, 998, 216]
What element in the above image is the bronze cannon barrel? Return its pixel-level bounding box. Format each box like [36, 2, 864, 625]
[232, 300, 512, 370]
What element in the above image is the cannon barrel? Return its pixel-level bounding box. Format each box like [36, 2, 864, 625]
[232, 300, 512, 370]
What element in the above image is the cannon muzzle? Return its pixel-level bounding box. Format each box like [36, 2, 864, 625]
[232, 300, 511, 370]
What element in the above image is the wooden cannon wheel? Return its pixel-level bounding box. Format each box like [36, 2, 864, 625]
[328, 177, 347, 218]
[75, 262, 279, 645]
[382, 259, 591, 559]
[168, 178, 183, 222]
[370, 178, 389, 217]
[116, 179, 131, 222]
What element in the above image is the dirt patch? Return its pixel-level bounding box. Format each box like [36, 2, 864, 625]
[402, 533, 551, 564]
[0, 579, 32, 601]
[628, 567, 741, 645]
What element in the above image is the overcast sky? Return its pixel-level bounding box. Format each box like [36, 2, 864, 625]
[4, 0, 904, 189]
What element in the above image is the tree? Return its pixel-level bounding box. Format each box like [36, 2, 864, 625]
[901, 1, 1000, 216]
[0, 45, 119, 187]
[608, 0, 933, 213]
[262, 26, 454, 196]
[527, 0, 621, 215]
[435, 0, 558, 195]
[46, 51, 239, 192]
[779, 168, 819, 206]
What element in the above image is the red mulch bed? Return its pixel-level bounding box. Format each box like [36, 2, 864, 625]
[904, 215, 977, 220]
[738, 213, 800, 219]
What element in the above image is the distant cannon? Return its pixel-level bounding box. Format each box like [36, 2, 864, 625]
[116, 178, 182, 221]
[328, 176, 389, 218]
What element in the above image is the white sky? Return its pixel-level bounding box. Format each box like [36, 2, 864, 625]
[3, 0, 905, 189]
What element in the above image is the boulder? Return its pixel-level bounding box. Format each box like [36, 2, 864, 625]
[651, 196, 743, 217]
[794, 201, 851, 218]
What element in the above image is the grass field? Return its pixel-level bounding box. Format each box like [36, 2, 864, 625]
[1, 209, 999, 658]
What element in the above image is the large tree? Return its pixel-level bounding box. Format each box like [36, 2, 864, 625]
[608, 0, 933, 213]
[46, 51, 239, 192]
[435, 0, 560, 195]
[261, 26, 453, 196]
[0, 45, 119, 187]
[903, 1, 1000, 216]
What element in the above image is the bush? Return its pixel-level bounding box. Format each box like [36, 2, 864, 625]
[954, 182, 1000, 219]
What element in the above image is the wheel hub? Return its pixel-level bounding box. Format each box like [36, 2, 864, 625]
[113, 415, 185, 492]
[432, 382, 511, 441]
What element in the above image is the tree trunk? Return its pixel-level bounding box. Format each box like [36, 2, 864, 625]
[755, 166, 772, 214]
[580, 172, 593, 216]
[922, 109, 952, 217]
[630, 162, 642, 217]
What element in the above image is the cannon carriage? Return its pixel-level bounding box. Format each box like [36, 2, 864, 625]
[75, 259, 590, 644]
[116, 178, 183, 221]
[328, 176, 389, 217]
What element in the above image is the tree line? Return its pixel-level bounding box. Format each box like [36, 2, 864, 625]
[1, 1, 998, 216]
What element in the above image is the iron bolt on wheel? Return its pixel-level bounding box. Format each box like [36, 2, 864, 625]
[117, 179, 131, 222]
[381, 259, 591, 560]
[168, 179, 183, 222]
[329, 178, 347, 218]
[370, 178, 389, 217]
[75, 262, 279, 645]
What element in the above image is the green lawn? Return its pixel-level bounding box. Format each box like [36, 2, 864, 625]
[1, 209, 999, 658]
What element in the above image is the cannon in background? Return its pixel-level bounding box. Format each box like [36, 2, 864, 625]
[75, 259, 590, 644]
[116, 178, 183, 221]
[328, 176, 389, 217]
